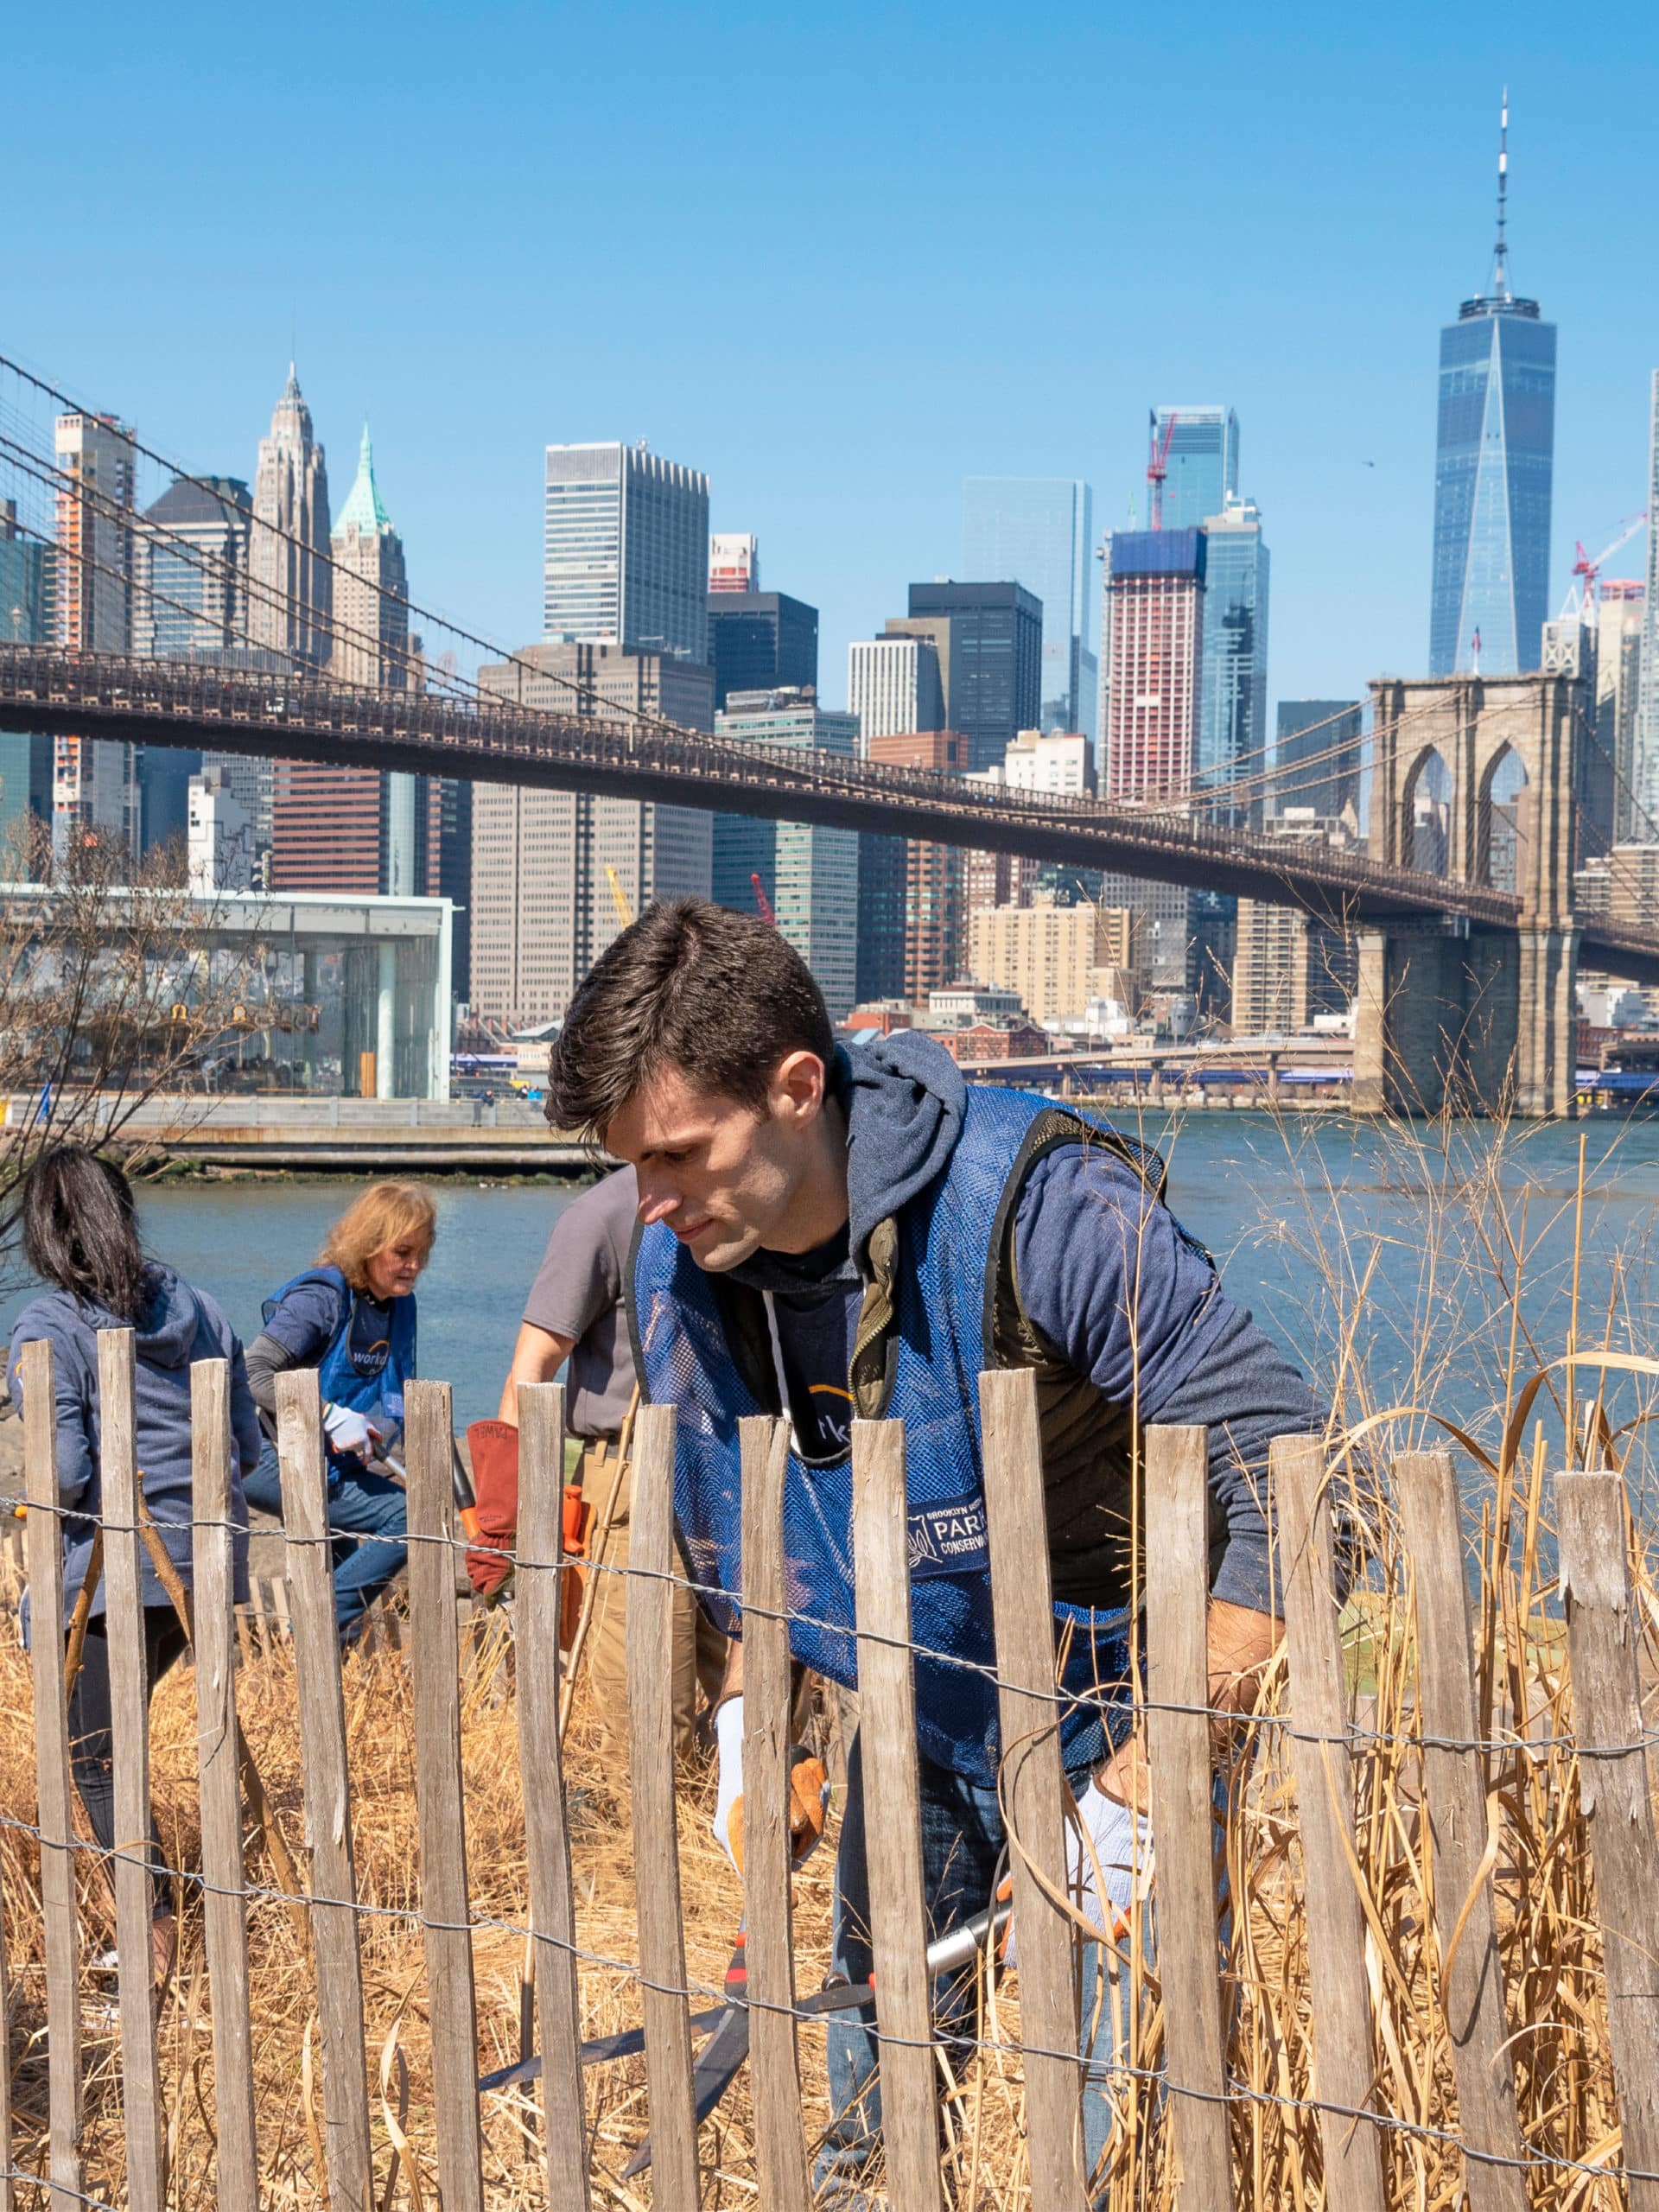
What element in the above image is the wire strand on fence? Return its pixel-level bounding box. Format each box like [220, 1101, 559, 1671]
[7, 1491, 1637, 1759]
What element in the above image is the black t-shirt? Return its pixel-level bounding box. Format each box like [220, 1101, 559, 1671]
[727, 1226, 860, 1461]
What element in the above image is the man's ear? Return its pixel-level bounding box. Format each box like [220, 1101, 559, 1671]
[771, 1049, 827, 1121]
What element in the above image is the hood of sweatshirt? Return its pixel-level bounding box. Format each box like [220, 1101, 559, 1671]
[836, 1029, 967, 1272]
[30, 1263, 202, 1370]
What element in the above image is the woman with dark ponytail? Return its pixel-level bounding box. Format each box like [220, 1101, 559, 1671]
[8, 1146, 263, 1990]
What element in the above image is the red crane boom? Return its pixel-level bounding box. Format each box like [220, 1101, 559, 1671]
[1147, 410, 1178, 531]
[750, 872, 777, 926]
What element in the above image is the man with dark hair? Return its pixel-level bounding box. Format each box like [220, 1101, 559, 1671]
[549, 897, 1321, 2202]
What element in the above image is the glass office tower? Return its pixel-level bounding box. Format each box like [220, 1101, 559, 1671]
[961, 478, 1096, 733]
[1428, 110, 1556, 677]
[1429, 308, 1555, 675]
[904, 581, 1042, 772]
[1153, 407, 1238, 532]
[543, 442, 709, 661]
[1197, 498, 1270, 825]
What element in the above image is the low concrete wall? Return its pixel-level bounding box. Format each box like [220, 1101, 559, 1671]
[3, 1093, 602, 1173]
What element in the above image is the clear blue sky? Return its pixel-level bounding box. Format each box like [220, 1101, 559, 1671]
[9, 0, 1658, 713]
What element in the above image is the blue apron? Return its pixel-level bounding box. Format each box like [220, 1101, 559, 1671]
[632, 1086, 1148, 1786]
[264, 1265, 415, 1484]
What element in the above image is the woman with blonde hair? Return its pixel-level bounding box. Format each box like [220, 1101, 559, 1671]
[244, 1182, 436, 1641]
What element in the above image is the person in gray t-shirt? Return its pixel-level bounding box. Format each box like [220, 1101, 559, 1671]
[489, 1166, 725, 1756]
[498, 1165, 637, 1435]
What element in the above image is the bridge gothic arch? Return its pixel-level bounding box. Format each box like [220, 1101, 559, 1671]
[1400, 744, 1452, 878]
[1476, 742, 1531, 896]
[1361, 672, 1586, 1117]
[1369, 674, 1577, 924]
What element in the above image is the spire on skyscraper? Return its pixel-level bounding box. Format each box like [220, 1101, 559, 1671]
[334, 423, 393, 537]
[248, 360, 332, 666]
[1491, 87, 1511, 304]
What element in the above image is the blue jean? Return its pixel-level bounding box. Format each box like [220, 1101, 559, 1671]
[244, 1443, 408, 1641]
[817, 1732, 1147, 2205]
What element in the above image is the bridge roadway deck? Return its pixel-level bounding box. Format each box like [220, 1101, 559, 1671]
[3, 647, 1655, 978]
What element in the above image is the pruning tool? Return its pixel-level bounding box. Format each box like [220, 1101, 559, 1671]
[478, 1887, 1014, 2177]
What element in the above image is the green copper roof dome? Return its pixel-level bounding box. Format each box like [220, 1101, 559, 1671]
[333, 423, 392, 537]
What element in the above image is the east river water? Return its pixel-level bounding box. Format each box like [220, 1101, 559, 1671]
[6, 1114, 1659, 1486]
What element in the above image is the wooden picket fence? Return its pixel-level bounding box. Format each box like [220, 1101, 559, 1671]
[4, 1332, 1659, 2209]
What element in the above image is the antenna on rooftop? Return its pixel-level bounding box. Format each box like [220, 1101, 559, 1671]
[1492, 87, 1511, 302]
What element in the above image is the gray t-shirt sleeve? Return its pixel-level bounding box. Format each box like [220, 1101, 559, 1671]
[523, 1166, 636, 1342]
[523, 1166, 639, 1439]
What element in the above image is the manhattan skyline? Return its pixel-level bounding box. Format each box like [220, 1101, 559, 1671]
[6, 1, 1657, 716]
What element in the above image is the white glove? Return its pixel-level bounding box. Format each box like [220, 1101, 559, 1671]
[1069, 1778, 1150, 1944]
[709, 1695, 831, 1876]
[712, 1696, 745, 1870]
[1003, 1781, 1150, 1969]
[322, 1402, 383, 1459]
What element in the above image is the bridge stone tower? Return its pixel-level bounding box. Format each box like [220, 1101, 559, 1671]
[1355, 671, 1583, 1117]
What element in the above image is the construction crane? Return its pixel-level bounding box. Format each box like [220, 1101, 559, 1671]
[1562, 512, 1649, 619]
[1146, 410, 1178, 531]
[749, 873, 777, 926]
[605, 865, 634, 929]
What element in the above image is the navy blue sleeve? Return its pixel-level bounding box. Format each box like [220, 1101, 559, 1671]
[259, 1278, 343, 1364]
[1013, 1145, 1323, 1617]
[1149, 1303, 1325, 1615]
[1011, 1144, 1232, 1417]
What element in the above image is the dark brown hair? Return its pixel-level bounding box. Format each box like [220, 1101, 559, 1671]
[21, 1146, 151, 1322]
[546, 899, 836, 1140]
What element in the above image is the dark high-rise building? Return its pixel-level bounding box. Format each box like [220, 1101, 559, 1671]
[902, 582, 1040, 772]
[1274, 700, 1363, 821]
[0, 501, 52, 868]
[1428, 99, 1556, 677]
[429, 778, 473, 1001]
[855, 837, 908, 1005]
[707, 590, 818, 709]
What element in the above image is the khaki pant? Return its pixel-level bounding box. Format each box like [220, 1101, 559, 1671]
[582, 1448, 728, 1763]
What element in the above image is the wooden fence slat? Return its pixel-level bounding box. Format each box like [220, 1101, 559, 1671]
[850, 1416, 944, 2212]
[1142, 1424, 1233, 2208]
[0, 1819, 11, 2212]
[978, 1369, 1085, 2210]
[739, 1414, 811, 2212]
[190, 1357, 260, 2211]
[1274, 1433, 1389, 2212]
[405, 1380, 486, 2212]
[1558, 1470, 1659, 2209]
[22, 1337, 83, 2212]
[514, 1382, 590, 2208]
[1393, 1451, 1527, 2212]
[275, 1368, 374, 2212]
[624, 1402, 699, 2201]
[96, 1328, 165, 2212]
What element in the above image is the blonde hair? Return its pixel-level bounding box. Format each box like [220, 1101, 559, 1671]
[319, 1182, 436, 1293]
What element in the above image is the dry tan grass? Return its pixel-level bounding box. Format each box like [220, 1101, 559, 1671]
[2, 1110, 1657, 2207]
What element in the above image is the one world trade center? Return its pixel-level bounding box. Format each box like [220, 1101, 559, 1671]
[1428, 97, 1556, 677]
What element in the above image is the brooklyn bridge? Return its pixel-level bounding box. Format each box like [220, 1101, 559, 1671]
[1, 348, 1654, 1120]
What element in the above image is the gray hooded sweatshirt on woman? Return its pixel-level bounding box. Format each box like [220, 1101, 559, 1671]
[9, 1264, 263, 1623]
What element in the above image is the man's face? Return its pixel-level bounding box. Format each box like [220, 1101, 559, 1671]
[605, 1056, 829, 1271]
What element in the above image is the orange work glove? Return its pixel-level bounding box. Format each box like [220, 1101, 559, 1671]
[465, 1420, 518, 1601]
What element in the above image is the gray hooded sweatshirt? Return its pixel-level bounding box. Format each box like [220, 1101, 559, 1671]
[10, 1265, 262, 1622]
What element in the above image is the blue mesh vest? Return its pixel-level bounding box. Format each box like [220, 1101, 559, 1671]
[631, 1085, 1143, 1785]
[263, 1266, 416, 1484]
